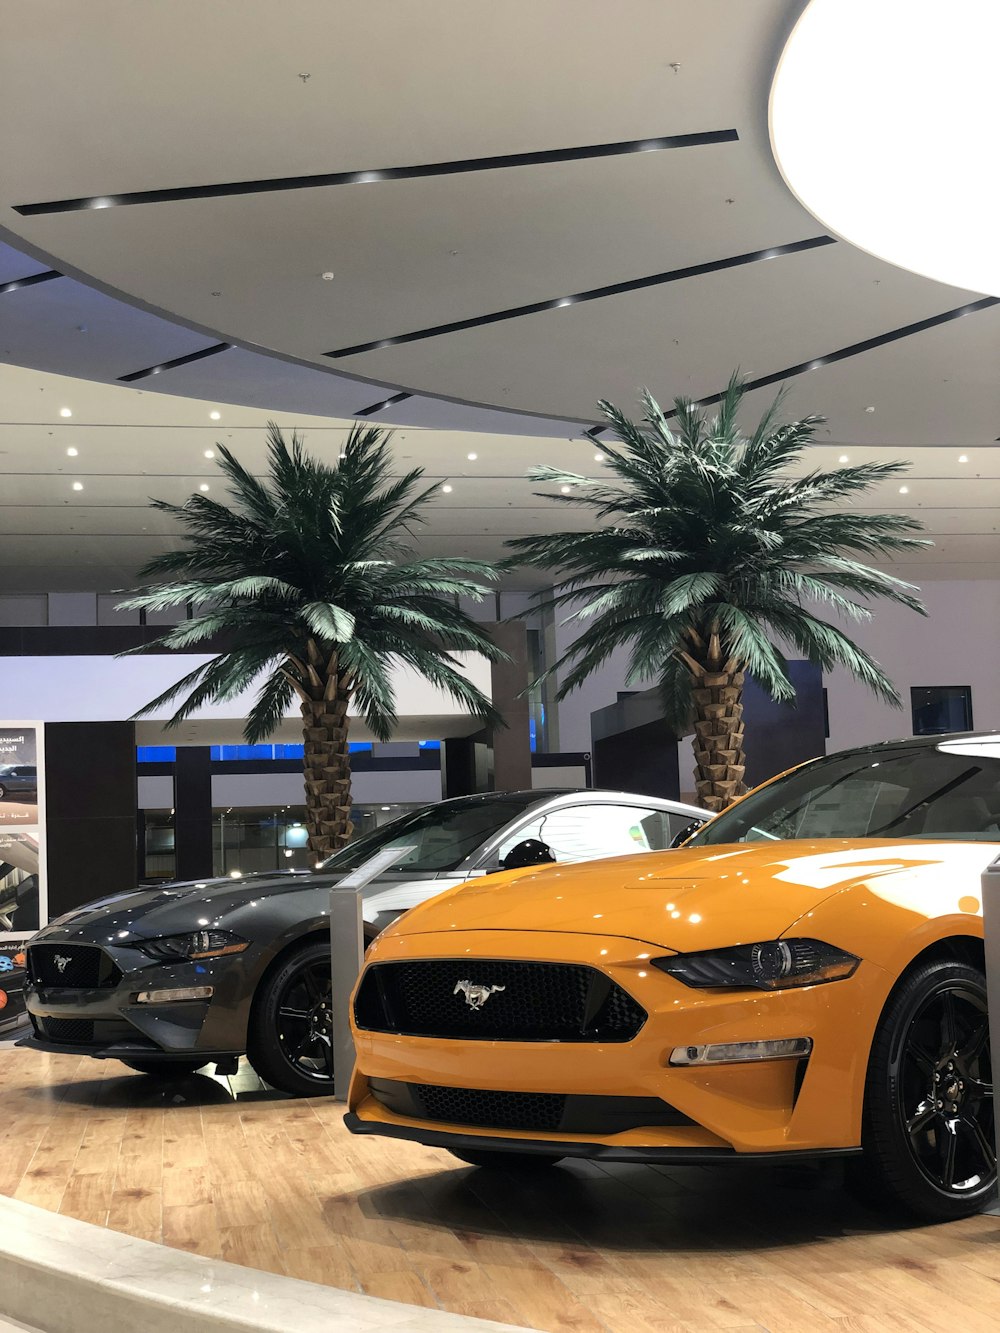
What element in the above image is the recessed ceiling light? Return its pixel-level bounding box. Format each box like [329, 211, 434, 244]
[466, 452, 478, 461]
[59, 407, 72, 418]
[441, 484, 453, 493]
[899, 485, 909, 494]
[209, 410, 221, 421]
[203, 449, 215, 459]
[66, 447, 78, 457]
[959, 454, 969, 462]
[561, 485, 572, 494]
[838, 454, 849, 463]
[71, 481, 83, 491]
[865, 405, 876, 413]
[594, 453, 605, 462]
[321, 271, 335, 281]
[199, 483, 210, 492]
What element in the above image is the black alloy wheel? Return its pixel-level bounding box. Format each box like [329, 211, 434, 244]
[247, 939, 336, 1096]
[860, 959, 995, 1220]
[449, 1148, 564, 1169]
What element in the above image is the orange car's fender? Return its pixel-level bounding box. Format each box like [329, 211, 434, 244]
[781, 874, 986, 1133]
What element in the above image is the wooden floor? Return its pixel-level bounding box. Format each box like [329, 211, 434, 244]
[2, 1045, 999, 1333]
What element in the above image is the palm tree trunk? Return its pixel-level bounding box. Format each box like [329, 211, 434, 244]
[300, 677, 353, 860]
[682, 629, 746, 812]
[690, 669, 746, 812]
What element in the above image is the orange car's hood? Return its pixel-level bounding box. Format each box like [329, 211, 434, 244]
[392, 839, 992, 951]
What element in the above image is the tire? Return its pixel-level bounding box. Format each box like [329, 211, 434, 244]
[449, 1148, 564, 1169]
[859, 958, 995, 1221]
[0, 785, 7, 800]
[120, 1058, 206, 1078]
[247, 939, 335, 1097]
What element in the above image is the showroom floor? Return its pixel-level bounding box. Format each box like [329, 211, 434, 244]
[1, 1046, 999, 1333]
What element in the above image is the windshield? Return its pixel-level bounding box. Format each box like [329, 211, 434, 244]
[319, 794, 544, 874]
[688, 745, 1000, 846]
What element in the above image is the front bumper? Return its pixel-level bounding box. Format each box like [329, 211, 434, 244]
[23, 938, 263, 1061]
[348, 928, 894, 1158]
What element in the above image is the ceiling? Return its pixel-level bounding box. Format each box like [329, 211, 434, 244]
[0, 1, 999, 591]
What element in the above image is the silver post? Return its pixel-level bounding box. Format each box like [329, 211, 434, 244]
[980, 853, 1000, 1213]
[329, 844, 416, 1101]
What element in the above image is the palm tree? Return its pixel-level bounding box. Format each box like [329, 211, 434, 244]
[506, 376, 928, 811]
[120, 423, 505, 856]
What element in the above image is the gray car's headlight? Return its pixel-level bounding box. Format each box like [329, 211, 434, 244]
[652, 938, 860, 991]
[137, 930, 249, 962]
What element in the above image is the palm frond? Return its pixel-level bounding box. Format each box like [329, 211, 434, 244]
[506, 376, 926, 721]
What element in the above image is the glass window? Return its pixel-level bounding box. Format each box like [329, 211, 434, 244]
[496, 803, 678, 864]
[320, 795, 544, 874]
[911, 686, 973, 736]
[689, 745, 1000, 846]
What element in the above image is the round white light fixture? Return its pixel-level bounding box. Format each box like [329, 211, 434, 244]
[321, 271, 335, 281]
[59, 407, 72, 418]
[441, 484, 453, 493]
[209, 410, 221, 421]
[66, 447, 78, 457]
[229, 869, 242, 879]
[899, 486, 909, 495]
[72, 481, 83, 491]
[203, 449, 215, 459]
[959, 454, 969, 463]
[466, 452, 478, 461]
[199, 483, 210, 492]
[838, 454, 849, 463]
[594, 453, 605, 462]
[560, 485, 571, 494]
[771, 0, 1000, 296]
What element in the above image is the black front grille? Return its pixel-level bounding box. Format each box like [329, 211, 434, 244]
[355, 960, 646, 1042]
[26, 945, 121, 990]
[369, 1079, 693, 1135]
[418, 1084, 563, 1132]
[37, 1017, 95, 1044]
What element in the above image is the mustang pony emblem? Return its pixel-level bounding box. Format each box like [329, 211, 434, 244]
[454, 979, 505, 1010]
[54, 955, 72, 974]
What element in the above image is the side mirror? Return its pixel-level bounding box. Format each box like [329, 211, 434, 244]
[501, 839, 556, 871]
[669, 819, 704, 849]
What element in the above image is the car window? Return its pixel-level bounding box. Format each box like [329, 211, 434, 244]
[495, 803, 678, 865]
[688, 747, 1000, 845]
[320, 794, 544, 874]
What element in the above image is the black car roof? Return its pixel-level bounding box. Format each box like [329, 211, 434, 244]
[824, 732, 1000, 758]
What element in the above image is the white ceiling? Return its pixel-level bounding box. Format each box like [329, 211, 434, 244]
[0, 2, 998, 590]
[0, 363, 998, 593]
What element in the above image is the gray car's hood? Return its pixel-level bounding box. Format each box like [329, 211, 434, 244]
[37, 871, 341, 941]
[34, 866, 454, 942]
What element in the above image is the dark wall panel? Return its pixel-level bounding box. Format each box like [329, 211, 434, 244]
[174, 745, 213, 881]
[742, 661, 826, 789]
[45, 721, 137, 918]
[593, 716, 681, 800]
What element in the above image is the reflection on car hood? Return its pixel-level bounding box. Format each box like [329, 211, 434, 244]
[34, 867, 448, 941]
[384, 839, 994, 951]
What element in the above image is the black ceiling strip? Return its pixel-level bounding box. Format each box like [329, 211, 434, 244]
[355, 391, 411, 418]
[670, 296, 1000, 415]
[584, 426, 607, 440]
[118, 342, 233, 383]
[14, 130, 739, 216]
[326, 235, 836, 359]
[0, 269, 62, 294]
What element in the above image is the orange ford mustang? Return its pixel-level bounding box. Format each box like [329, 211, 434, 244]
[347, 734, 998, 1221]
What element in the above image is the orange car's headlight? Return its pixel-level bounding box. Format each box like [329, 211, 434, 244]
[652, 938, 860, 991]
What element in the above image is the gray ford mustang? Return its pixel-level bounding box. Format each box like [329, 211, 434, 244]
[21, 789, 704, 1095]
